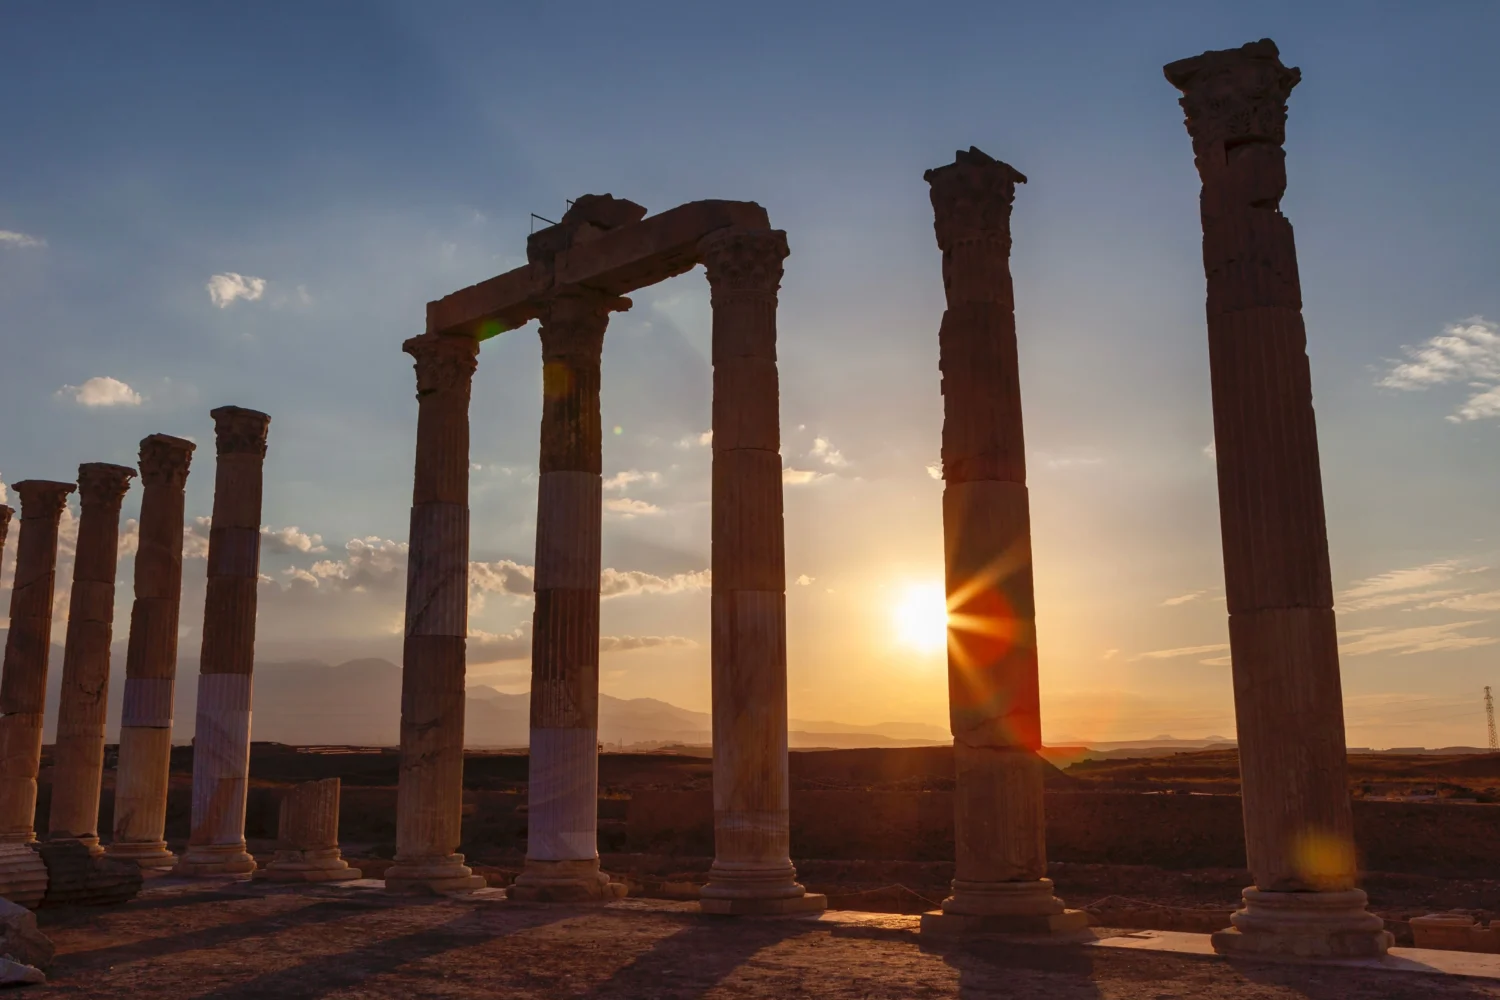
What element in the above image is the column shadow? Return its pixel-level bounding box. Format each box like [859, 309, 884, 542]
[924, 938, 1105, 1000]
[574, 916, 812, 999]
[1229, 958, 1498, 999]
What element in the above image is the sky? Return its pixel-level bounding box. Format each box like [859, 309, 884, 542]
[3, 1, 1500, 748]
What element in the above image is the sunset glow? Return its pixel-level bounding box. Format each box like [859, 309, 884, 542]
[894, 580, 949, 655]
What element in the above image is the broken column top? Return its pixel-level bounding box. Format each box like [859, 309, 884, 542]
[76, 463, 137, 507]
[210, 406, 271, 457]
[527, 194, 649, 268]
[138, 434, 196, 488]
[924, 146, 1027, 249]
[1164, 38, 1301, 160]
[13, 480, 76, 517]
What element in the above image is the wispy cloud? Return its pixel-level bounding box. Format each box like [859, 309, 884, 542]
[1339, 621, 1498, 657]
[207, 272, 267, 308]
[603, 469, 660, 492]
[1380, 317, 1500, 422]
[0, 230, 46, 249]
[600, 568, 709, 599]
[783, 468, 826, 485]
[810, 436, 848, 468]
[1337, 559, 1473, 612]
[604, 497, 661, 516]
[925, 462, 943, 481]
[57, 376, 142, 407]
[260, 525, 326, 554]
[600, 634, 696, 653]
[1162, 590, 1208, 607]
[1130, 643, 1230, 663]
[794, 574, 814, 586]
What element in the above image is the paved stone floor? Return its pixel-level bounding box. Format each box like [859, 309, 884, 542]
[28, 879, 1500, 999]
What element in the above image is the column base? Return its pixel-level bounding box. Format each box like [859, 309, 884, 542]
[383, 854, 485, 894]
[699, 861, 826, 915]
[0, 844, 48, 909]
[172, 842, 257, 877]
[509, 858, 626, 902]
[1211, 888, 1392, 959]
[103, 840, 177, 871]
[921, 878, 1089, 938]
[255, 848, 361, 883]
[44, 835, 103, 858]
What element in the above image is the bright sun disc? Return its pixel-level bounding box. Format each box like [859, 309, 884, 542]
[894, 580, 949, 654]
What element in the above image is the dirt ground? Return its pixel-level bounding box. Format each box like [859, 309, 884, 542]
[31, 878, 1500, 1000]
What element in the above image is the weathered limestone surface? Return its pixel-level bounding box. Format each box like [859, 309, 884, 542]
[1165, 39, 1389, 959]
[0, 845, 47, 909]
[697, 227, 823, 917]
[0, 894, 54, 965]
[258, 778, 359, 882]
[36, 840, 141, 906]
[0, 480, 77, 845]
[387, 334, 485, 894]
[918, 148, 1085, 939]
[174, 408, 270, 878]
[513, 279, 631, 903]
[108, 435, 195, 869]
[49, 464, 135, 854]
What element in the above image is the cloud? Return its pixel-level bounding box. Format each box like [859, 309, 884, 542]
[782, 468, 826, 485]
[1203, 441, 1217, 460]
[183, 517, 212, 559]
[206, 272, 268, 309]
[308, 536, 408, 590]
[1419, 590, 1500, 613]
[600, 568, 710, 599]
[603, 470, 661, 492]
[675, 431, 713, 449]
[794, 574, 814, 586]
[58, 376, 142, 408]
[604, 497, 661, 516]
[1162, 590, 1207, 607]
[1337, 559, 1468, 612]
[925, 462, 943, 480]
[600, 634, 697, 653]
[468, 625, 531, 663]
[1339, 621, 1498, 657]
[1101, 649, 1119, 661]
[1379, 317, 1500, 422]
[260, 525, 326, 554]
[469, 559, 534, 599]
[810, 437, 848, 468]
[0, 230, 45, 249]
[1130, 643, 1230, 663]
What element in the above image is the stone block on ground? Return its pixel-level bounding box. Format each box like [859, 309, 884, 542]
[0, 956, 44, 985]
[0, 896, 54, 969]
[37, 841, 143, 906]
[0, 846, 47, 910]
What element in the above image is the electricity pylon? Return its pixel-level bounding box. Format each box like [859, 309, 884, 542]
[1487, 686, 1497, 751]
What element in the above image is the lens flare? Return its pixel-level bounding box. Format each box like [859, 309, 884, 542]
[894, 580, 949, 654]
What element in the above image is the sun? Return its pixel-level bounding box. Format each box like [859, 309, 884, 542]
[894, 580, 949, 655]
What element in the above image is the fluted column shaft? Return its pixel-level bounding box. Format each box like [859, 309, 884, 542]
[108, 435, 195, 868]
[923, 149, 1076, 927]
[386, 333, 485, 893]
[697, 227, 819, 914]
[0, 481, 76, 843]
[514, 290, 628, 901]
[1167, 39, 1388, 957]
[175, 407, 270, 877]
[259, 777, 357, 882]
[49, 463, 136, 852]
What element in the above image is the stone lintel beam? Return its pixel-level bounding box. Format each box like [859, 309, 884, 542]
[426, 200, 772, 338]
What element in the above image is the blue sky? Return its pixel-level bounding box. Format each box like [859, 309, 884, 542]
[3, 1, 1500, 746]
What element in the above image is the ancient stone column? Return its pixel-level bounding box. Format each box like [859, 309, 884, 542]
[258, 778, 358, 882]
[696, 227, 823, 916]
[48, 463, 136, 853]
[0, 506, 11, 580]
[385, 333, 485, 893]
[0, 480, 76, 844]
[1165, 39, 1390, 958]
[108, 435, 195, 869]
[918, 148, 1085, 937]
[512, 289, 630, 903]
[173, 407, 270, 877]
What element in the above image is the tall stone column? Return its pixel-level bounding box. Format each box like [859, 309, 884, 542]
[385, 333, 485, 893]
[174, 407, 270, 877]
[512, 289, 630, 902]
[1166, 39, 1389, 959]
[696, 227, 823, 916]
[0, 481, 76, 843]
[0, 506, 11, 581]
[48, 463, 136, 852]
[108, 435, 195, 868]
[918, 148, 1086, 938]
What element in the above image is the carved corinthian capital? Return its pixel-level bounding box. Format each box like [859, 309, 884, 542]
[699, 228, 789, 295]
[1164, 38, 1301, 173]
[138, 434, 196, 490]
[210, 406, 272, 458]
[403, 333, 479, 398]
[537, 288, 631, 363]
[77, 463, 137, 509]
[14, 480, 75, 517]
[0, 506, 12, 534]
[924, 146, 1026, 254]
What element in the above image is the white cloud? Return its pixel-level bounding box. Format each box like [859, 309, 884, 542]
[1420, 590, 1500, 613]
[308, 536, 408, 590]
[925, 462, 943, 481]
[603, 470, 660, 492]
[810, 437, 848, 468]
[1130, 643, 1230, 663]
[469, 559, 534, 598]
[0, 230, 45, 249]
[468, 625, 531, 663]
[118, 518, 139, 558]
[600, 568, 710, 599]
[604, 497, 661, 516]
[783, 468, 826, 485]
[1337, 559, 1468, 612]
[206, 272, 268, 309]
[1161, 590, 1207, 607]
[259, 525, 326, 554]
[675, 431, 713, 450]
[794, 574, 814, 586]
[183, 516, 212, 560]
[1203, 441, 1217, 460]
[1339, 621, 1498, 657]
[1380, 317, 1500, 422]
[600, 634, 697, 653]
[58, 376, 142, 408]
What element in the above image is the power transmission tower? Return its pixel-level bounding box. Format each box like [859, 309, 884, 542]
[1487, 686, 1497, 751]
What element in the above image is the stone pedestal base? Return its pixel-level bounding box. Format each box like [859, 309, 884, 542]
[699, 892, 828, 916]
[256, 848, 361, 884]
[46, 836, 104, 858]
[104, 841, 176, 871]
[383, 854, 485, 894]
[921, 878, 1088, 938]
[0, 845, 47, 909]
[509, 858, 626, 902]
[699, 862, 826, 915]
[172, 843, 257, 877]
[1210, 888, 1392, 959]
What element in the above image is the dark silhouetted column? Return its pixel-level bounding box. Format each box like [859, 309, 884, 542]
[697, 227, 824, 916]
[108, 435, 195, 869]
[512, 288, 630, 902]
[918, 148, 1086, 937]
[385, 333, 486, 893]
[49, 463, 136, 853]
[1165, 38, 1390, 958]
[175, 407, 270, 877]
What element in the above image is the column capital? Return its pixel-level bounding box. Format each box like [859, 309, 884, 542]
[210, 406, 271, 458]
[0, 506, 11, 531]
[13, 480, 75, 517]
[1164, 38, 1300, 170]
[403, 333, 479, 398]
[924, 147, 1026, 253]
[77, 463, 137, 509]
[138, 434, 197, 490]
[698, 228, 789, 294]
[537, 287, 630, 361]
